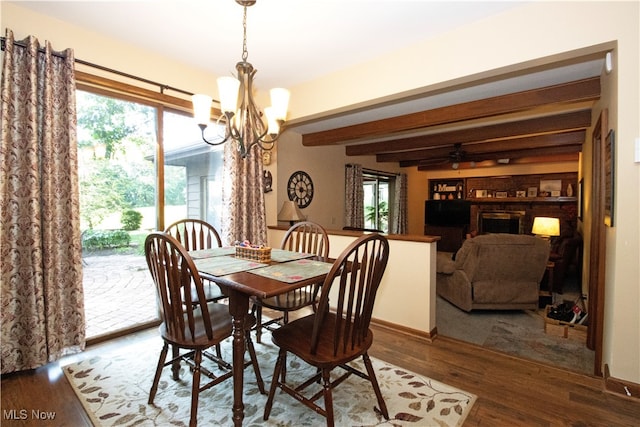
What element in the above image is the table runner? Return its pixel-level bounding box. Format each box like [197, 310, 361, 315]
[189, 247, 235, 259]
[269, 249, 314, 262]
[250, 258, 333, 283]
[193, 255, 264, 276]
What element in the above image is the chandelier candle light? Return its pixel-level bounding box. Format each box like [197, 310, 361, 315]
[192, 0, 290, 158]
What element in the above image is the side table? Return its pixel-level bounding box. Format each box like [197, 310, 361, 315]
[539, 261, 555, 307]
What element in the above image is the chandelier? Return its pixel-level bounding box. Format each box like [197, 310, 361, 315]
[192, 0, 290, 158]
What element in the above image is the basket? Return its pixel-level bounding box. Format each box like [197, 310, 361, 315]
[544, 305, 587, 342]
[235, 245, 271, 263]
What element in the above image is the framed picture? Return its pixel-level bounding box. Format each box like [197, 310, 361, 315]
[527, 187, 538, 197]
[476, 189, 488, 198]
[551, 190, 561, 197]
[495, 191, 508, 198]
[516, 190, 526, 198]
[604, 130, 615, 226]
[540, 179, 562, 193]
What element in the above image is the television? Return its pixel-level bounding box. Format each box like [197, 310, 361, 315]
[425, 200, 471, 226]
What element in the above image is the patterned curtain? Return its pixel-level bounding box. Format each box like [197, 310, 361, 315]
[221, 143, 267, 246]
[344, 164, 364, 228]
[391, 173, 408, 234]
[1, 30, 85, 374]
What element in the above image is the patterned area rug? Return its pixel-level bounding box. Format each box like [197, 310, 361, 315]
[63, 332, 476, 426]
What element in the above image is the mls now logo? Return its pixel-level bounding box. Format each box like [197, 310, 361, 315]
[3, 409, 56, 420]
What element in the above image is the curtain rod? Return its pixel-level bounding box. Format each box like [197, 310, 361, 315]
[345, 164, 400, 177]
[1, 36, 197, 97]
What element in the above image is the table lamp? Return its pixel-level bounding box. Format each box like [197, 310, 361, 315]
[278, 200, 305, 226]
[531, 216, 560, 240]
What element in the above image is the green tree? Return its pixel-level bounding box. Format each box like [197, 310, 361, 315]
[77, 91, 158, 228]
[365, 200, 388, 231]
[79, 162, 128, 228]
[77, 92, 153, 159]
[121, 210, 143, 231]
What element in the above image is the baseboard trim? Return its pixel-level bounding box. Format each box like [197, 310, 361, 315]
[604, 364, 640, 401]
[370, 317, 436, 343]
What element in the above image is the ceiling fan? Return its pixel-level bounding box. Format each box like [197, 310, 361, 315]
[418, 143, 468, 169]
[448, 143, 466, 164]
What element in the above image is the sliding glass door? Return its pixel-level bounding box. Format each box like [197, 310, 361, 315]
[77, 90, 159, 339]
[77, 88, 224, 340]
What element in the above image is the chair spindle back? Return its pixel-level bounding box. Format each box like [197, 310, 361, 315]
[165, 219, 222, 251]
[311, 233, 389, 356]
[145, 232, 213, 342]
[281, 221, 329, 259]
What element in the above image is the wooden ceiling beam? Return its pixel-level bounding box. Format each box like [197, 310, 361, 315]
[302, 77, 600, 146]
[414, 145, 582, 169]
[415, 152, 580, 171]
[347, 109, 591, 156]
[376, 130, 585, 162]
[463, 144, 583, 163]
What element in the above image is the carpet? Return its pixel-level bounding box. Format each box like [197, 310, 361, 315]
[437, 296, 594, 375]
[483, 320, 594, 374]
[63, 332, 476, 427]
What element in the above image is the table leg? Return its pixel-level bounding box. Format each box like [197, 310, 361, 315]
[227, 289, 249, 427]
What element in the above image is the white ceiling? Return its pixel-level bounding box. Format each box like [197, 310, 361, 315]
[9, 1, 605, 136]
[12, 0, 528, 89]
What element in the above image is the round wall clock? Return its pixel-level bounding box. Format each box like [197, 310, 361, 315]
[287, 170, 314, 208]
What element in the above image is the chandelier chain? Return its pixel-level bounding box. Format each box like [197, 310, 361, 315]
[242, 6, 248, 62]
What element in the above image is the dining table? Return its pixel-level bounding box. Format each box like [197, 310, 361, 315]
[191, 246, 334, 427]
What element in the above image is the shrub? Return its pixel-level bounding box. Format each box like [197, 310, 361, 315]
[82, 229, 131, 250]
[121, 210, 143, 231]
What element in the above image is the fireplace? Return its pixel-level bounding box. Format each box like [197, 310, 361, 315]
[479, 211, 525, 234]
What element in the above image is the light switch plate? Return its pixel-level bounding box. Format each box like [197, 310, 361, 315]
[635, 137, 640, 163]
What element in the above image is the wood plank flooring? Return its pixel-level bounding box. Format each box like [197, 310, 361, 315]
[2, 324, 639, 426]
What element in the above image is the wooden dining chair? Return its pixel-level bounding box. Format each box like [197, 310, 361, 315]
[263, 233, 390, 427]
[165, 219, 226, 304]
[145, 232, 264, 427]
[253, 221, 330, 343]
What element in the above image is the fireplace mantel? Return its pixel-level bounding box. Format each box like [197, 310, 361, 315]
[469, 197, 578, 237]
[467, 197, 577, 204]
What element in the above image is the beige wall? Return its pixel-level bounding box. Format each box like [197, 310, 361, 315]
[268, 228, 437, 335]
[271, 132, 401, 229]
[3, 1, 638, 383]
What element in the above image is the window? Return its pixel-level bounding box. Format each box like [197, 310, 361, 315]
[363, 172, 394, 233]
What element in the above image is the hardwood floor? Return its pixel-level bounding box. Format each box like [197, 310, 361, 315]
[2, 324, 639, 426]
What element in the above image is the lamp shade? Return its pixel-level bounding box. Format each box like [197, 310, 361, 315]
[278, 200, 305, 224]
[216, 76, 240, 114]
[532, 217, 560, 237]
[192, 94, 213, 125]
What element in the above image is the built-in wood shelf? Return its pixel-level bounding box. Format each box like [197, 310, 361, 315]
[467, 197, 577, 204]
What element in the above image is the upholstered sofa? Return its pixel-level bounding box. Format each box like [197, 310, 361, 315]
[436, 233, 550, 312]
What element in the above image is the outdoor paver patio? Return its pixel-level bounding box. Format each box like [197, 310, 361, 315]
[82, 253, 159, 339]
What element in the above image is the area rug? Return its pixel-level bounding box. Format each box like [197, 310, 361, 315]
[436, 296, 594, 375]
[482, 319, 594, 374]
[63, 332, 476, 426]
